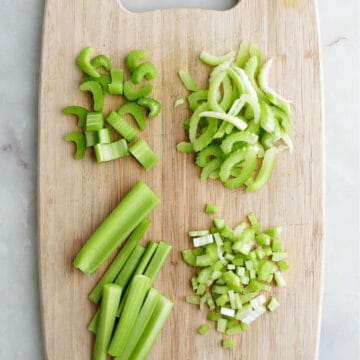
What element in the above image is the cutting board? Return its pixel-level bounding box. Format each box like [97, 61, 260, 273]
[38, 0, 324, 359]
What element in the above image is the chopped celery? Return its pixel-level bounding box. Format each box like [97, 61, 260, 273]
[222, 338, 237, 348]
[205, 204, 218, 214]
[186, 295, 200, 305]
[217, 318, 228, 333]
[189, 230, 210, 237]
[129, 139, 159, 171]
[267, 297, 280, 312]
[197, 323, 210, 335]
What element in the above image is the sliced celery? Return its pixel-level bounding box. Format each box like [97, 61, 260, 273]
[129, 139, 159, 171]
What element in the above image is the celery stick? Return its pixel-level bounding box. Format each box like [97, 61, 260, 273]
[134, 241, 158, 275]
[128, 295, 173, 360]
[89, 218, 151, 304]
[144, 241, 172, 284]
[108, 275, 152, 356]
[114, 288, 160, 360]
[74, 181, 159, 275]
[93, 284, 122, 360]
[114, 245, 145, 289]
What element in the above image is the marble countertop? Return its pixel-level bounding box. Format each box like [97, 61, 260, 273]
[0, 0, 358, 359]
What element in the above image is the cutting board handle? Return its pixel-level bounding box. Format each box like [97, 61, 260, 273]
[115, 0, 244, 15]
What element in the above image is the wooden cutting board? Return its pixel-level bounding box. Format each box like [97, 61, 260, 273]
[38, 0, 324, 359]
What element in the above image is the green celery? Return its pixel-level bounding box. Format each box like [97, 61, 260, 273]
[89, 218, 151, 304]
[127, 295, 173, 360]
[109, 275, 152, 356]
[197, 324, 210, 335]
[74, 181, 159, 275]
[134, 241, 158, 275]
[93, 284, 122, 360]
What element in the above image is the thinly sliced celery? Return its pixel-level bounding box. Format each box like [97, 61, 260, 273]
[91, 54, 112, 72]
[109, 275, 152, 356]
[246, 147, 276, 192]
[74, 181, 159, 275]
[199, 111, 248, 131]
[89, 218, 151, 304]
[200, 50, 235, 66]
[128, 295, 173, 360]
[258, 58, 292, 114]
[187, 90, 208, 111]
[129, 139, 159, 171]
[236, 40, 250, 67]
[208, 71, 227, 113]
[220, 131, 258, 154]
[93, 284, 122, 360]
[114, 288, 160, 360]
[179, 70, 198, 91]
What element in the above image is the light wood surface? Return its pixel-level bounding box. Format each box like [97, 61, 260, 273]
[38, 0, 324, 359]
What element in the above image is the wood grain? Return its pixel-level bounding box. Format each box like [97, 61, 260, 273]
[38, 0, 324, 359]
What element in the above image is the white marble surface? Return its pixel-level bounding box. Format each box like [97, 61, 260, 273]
[0, 0, 358, 359]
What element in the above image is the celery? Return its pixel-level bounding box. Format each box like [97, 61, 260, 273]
[89, 218, 151, 304]
[74, 181, 159, 275]
[197, 324, 210, 335]
[114, 288, 160, 360]
[222, 339, 237, 348]
[109, 275, 152, 356]
[128, 295, 173, 360]
[93, 284, 122, 360]
[205, 204, 218, 214]
[129, 139, 159, 171]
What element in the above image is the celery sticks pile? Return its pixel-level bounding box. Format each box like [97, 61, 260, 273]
[63, 47, 161, 170]
[177, 41, 293, 192]
[182, 207, 289, 348]
[74, 181, 173, 360]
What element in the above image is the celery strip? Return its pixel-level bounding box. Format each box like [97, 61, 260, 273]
[134, 241, 158, 275]
[89, 218, 151, 304]
[74, 181, 159, 275]
[114, 245, 145, 289]
[144, 241, 172, 284]
[64, 132, 85, 160]
[109, 275, 152, 356]
[200, 50, 235, 66]
[179, 70, 198, 92]
[93, 284, 122, 360]
[128, 295, 173, 360]
[114, 288, 160, 360]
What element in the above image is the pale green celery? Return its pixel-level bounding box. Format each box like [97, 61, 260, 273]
[89, 218, 151, 304]
[127, 295, 173, 360]
[93, 284, 122, 360]
[108, 275, 152, 356]
[73, 181, 159, 275]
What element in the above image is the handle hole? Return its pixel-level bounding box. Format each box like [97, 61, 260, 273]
[120, 0, 239, 12]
